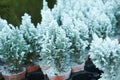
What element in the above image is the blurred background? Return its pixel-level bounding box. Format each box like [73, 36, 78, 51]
[0, 0, 56, 26]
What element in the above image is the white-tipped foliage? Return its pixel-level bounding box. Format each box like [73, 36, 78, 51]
[90, 34, 120, 80]
[54, 0, 118, 39]
[85, 0, 118, 38]
[0, 21, 28, 73]
[91, 13, 113, 38]
[40, 0, 55, 32]
[61, 13, 89, 64]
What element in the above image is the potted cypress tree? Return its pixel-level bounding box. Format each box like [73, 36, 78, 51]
[40, 20, 71, 80]
[61, 16, 89, 72]
[20, 13, 43, 73]
[37, 0, 54, 75]
[89, 34, 120, 80]
[48, 0, 89, 72]
[0, 21, 28, 80]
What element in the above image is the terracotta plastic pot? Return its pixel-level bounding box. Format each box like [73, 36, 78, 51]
[47, 69, 71, 80]
[3, 71, 26, 80]
[71, 64, 84, 73]
[26, 65, 39, 73]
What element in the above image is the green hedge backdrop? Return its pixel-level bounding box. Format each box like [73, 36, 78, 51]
[0, 0, 56, 26]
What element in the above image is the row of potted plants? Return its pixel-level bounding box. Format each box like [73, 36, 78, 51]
[0, 0, 120, 80]
[39, 0, 120, 80]
[38, 0, 89, 79]
[0, 14, 42, 80]
[0, 12, 86, 80]
[36, 0, 120, 79]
